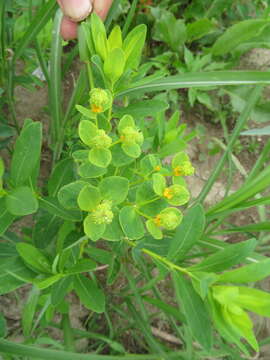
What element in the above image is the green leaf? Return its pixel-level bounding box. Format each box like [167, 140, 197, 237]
[0, 257, 34, 295]
[208, 293, 249, 356]
[34, 274, 64, 290]
[190, 238, 257, 273]
[159, 139, 186, 158]
[152, 173, 166, 196]
[218, 258, 270, 284]
[173, 272, 212, 351]
[123, 24, 147, 70]
[99, 176, 129, 205]
[10, 121, 42, 187]
[236, 287, 270, 317]
[39, 197, 82, 222]
[77, 185, 101, 212]
[111, 144, 134, 167]
[207, 141, 270, 217]
[119, 206, 145, 240]
[108, 25, 122, 51]
[78, 161, 107, 179]
[83, 214, 106, 241]
[104, 48, 126, 84]
[191, 272, 218, 299]
[16, 243, 51, 274]
[51, 277, 72, 307]
[22, 286, 40, 337]
[168, 204, 205, 261]
[58, 181, 87, 209]
[89, 148, 112, 168]
[48, 158, 75, 197]
[114, 100, 168, 118]
[116, 71, 270, 98]
[6, 186, 38, 216]
[76, 105, 96, 119]
[0, 198, 16, 236]
[74, 274, 105, 313]
[187, 19, 215, 42]
[212, 19, 269, 56]
[66, 259, 97, 274]
[90, 13, 108, 61]
[78, 120, 97, 146]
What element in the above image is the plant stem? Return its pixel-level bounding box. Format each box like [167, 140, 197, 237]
[62, 314, 75, 352]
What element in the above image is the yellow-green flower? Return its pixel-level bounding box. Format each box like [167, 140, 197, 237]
[89, 88, 111, 114]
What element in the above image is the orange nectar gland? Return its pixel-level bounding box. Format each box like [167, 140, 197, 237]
[155, 165, 161, 172]
[91, 104, 103, 113]
[154, 215, 162, 227]
[163, 187, 174, 200]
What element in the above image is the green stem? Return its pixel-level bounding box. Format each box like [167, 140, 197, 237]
[62, 314, 75, 352]
[87, 62, 95, 90]
[124, 238, 190, 276]
[134, 208, 152, 220]
[138, 196, 160, 207]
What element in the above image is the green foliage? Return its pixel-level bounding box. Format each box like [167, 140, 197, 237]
[1, 3, 270, 359]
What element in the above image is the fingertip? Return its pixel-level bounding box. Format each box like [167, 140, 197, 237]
[61, 17, 78, 40]
[93, 0, 113, 20]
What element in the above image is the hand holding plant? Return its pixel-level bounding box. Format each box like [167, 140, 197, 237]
[57, 0, 113, 39]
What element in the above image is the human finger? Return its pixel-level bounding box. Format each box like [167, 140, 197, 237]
[92, 0, 113, 20]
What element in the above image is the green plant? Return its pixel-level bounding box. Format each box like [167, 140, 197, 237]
[1, 3, 270, 360]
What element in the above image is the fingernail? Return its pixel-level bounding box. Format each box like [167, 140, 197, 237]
[61, 0, 92, 22]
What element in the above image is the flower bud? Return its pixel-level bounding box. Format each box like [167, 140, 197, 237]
[120, 126, 143, 145]
[91, 130, 112, 148]
[173, 161, 195, 177]
[154, 208, 182, 230]
[89, 88, 111, 113]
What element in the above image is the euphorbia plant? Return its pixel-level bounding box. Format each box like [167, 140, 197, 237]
[1, 10, 270, 360]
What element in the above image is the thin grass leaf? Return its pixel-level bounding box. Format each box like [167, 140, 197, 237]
[49, 9, 63, 148]
[116, 72, 270, 97]
[197, 85, 262, 203]
[13, 0, 57, 61]
[0, 338, 186, 360]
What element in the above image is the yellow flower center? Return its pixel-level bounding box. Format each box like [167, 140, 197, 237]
[163, 187, 174, 200]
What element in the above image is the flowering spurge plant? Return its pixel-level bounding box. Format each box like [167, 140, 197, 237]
[61, 85, 193, 242]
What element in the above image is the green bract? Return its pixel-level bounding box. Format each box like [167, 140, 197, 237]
[147, 208, 183, 239]
[78, 120, 112, 168]
[172, 152, 195, 185]
[118, 115, 144, 158]
[78, 177, 129, 241]
[163, 184, 190, 206]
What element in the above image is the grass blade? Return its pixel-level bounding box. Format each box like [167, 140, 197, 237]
[116, 72, 270, 97]
[13, 0, 57, 61]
